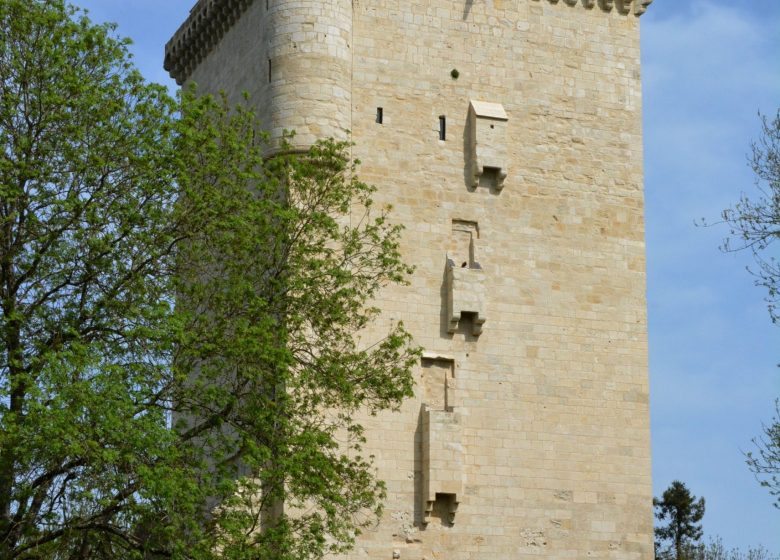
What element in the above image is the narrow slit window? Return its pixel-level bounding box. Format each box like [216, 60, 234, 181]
[376, 107, 383, 124]
[439, 116, 446, 141]
[268, 59, 272, 83]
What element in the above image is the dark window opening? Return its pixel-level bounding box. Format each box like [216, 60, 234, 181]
[439, 115, 446, 140]
[376, 107, 383, 124]
[430, 493, 457, 527]
[478, 167, 501, 190]
[268, 59, 272, 83]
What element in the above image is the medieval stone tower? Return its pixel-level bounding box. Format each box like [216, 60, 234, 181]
[165, 0, 654, 557]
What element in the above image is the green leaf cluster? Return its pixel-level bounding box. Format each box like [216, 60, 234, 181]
[654, 481, 706, 560]
[0, 1, 419, 558]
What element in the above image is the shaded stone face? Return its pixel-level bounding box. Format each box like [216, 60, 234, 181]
[166, 0, 654, 557]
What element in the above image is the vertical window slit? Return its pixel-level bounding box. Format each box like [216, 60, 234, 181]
[376, 107, 383, 124]
[268, 58, 272, 83]
[439, 115, 446, 141]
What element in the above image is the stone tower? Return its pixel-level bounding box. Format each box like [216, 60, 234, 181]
[165, 0, 654, 558]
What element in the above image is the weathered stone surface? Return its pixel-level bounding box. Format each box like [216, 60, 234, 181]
[446, 260, 487, 335]
[166, 0, 654, 557]
[421, 406, 464, 526]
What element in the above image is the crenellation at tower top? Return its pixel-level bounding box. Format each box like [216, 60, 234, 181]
[533, 0, 652, 15]
[164, 0, 654, 86]
[164, 0, 254, 85]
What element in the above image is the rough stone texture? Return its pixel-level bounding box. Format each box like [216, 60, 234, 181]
[167, 0, 654, 558]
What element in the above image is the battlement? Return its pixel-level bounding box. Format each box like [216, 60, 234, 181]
[532, 0, 652, 14]
[164, 0, 254, 85]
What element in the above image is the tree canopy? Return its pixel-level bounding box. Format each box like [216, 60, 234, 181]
[654, 480, 706, 560]
[0, 1, 418, 558]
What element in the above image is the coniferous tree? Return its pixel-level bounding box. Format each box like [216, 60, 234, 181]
[654, 481, 706, 560]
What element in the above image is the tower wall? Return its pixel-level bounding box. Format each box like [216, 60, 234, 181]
[166, 0, 654, 558]
[166, 0, 352, 149]
[344, 1, 652, 558]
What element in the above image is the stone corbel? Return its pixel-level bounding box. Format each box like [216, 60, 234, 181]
[530, 0, 652, 15]
[614, 0, 631, 14]
[635, 0, 652, 15]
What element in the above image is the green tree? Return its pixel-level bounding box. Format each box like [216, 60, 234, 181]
[0, 1, 417, 558]
[654, 480, 706, 560]
[173, 96, 419, 560]
[720, 111, 780, 508]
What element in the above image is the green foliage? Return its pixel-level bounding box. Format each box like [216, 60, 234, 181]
[654, 481, 706, 560]
[0, 1, 418, 558]
[172, 92, 419, 560]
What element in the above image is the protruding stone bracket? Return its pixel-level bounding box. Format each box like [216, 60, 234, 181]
[446, 258, 486, 336]
[421, 406, 463, 526]
[467, 100, 508, 191]
[531, 0, 653, 16]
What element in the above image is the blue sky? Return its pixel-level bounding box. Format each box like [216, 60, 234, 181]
[643, 0, 780, 552]
[70, 0, 780, 552]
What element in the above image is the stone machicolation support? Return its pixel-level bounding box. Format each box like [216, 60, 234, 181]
[531, 0, 653, 15]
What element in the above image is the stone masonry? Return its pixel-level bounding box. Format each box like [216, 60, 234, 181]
[166, 0, 654, 557]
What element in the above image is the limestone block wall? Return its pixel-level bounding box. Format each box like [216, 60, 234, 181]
[265, 0, 352, 148]
[165, 0, 352, 150]
[346, 0, 653, 558]
[166, 0, 654, 558]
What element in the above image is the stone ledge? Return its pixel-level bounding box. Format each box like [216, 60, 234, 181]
[164, 0, 255, 85]
[531, 0, 653, 16]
